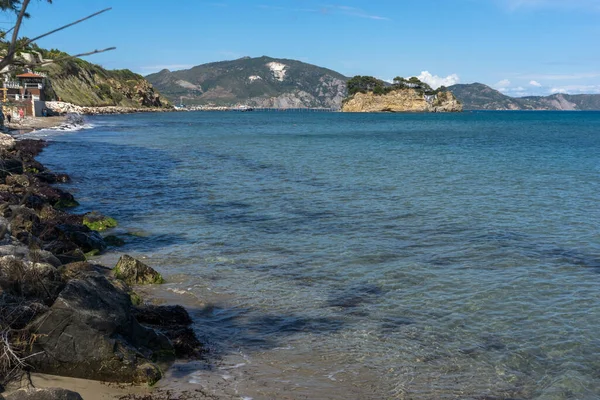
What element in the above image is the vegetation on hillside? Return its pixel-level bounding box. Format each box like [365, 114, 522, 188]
[346, 75, 448, 99]
[146, 56, 348, 108]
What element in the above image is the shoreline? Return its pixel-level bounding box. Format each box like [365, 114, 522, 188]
[0, 123, 225, 399]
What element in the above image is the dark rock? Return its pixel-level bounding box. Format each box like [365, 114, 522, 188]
[9, 206, 42, 237]
[25, 194, 46, 210]
[114, 255, 164, 285]
[5, 388, 83, 400]
[14, 139, 46, 160]
[104, 235, 125, 247]
[54, 224, 106, 253]
[27, 273, 173, 383]
[0, 159, 24, 181]
[133, 305, 203, 358]
[35, 171, 70, 184]
[133, 305, 192, 326]
[42, 241, 86, 265]
[162, 326, 204, 358]
[58, 261, 111, 281]
[32, 186, 79, 209]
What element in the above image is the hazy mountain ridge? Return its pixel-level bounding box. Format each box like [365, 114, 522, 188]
[145, 56, 348, 108]
[448, 83, 600, 110]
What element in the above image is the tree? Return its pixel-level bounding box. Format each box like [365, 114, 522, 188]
[347, 75, 387, 96]
[0, 1, 114, 72]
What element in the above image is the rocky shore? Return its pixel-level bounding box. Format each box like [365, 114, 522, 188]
[44, 102, 174, 116]
[0, 131, 204, 399]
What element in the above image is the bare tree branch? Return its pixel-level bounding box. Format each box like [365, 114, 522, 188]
[24, 7, 111, 47]
[0, 6, 112, 71]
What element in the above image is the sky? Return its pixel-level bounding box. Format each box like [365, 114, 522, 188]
[7, 0, 600, 96]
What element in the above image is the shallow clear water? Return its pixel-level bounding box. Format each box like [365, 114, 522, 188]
[33, 111, 600, 399]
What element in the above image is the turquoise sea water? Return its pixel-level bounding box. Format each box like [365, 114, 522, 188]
[33, 111, 600, 399]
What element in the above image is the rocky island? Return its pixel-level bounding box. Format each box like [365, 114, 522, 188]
[342, 75, 462, 113]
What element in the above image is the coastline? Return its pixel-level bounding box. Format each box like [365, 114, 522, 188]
[0, 121, 226, 399]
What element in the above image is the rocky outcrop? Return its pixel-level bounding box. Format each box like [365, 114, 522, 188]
[342, 88, 463, 113]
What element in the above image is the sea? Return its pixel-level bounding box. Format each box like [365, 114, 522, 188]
[28, 111, 600, 399]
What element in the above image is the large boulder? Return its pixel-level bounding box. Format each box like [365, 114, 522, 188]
[26, 273, 173, 384]
[5, 388, 83, 400]
[114, 255, 164, 285]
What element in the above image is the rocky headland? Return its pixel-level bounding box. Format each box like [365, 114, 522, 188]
[342, 89, 463, 113]
[0, 132, 203, 399]
[341, 75, 462, 113]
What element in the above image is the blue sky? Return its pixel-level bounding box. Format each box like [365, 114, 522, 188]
[9, 0, 600, 96]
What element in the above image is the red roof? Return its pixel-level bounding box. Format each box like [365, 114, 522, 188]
[16, 72, 43, 78]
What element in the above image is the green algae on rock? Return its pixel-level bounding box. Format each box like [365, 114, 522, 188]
[83, 211, 117, 231]
[114, 254, 165, 285]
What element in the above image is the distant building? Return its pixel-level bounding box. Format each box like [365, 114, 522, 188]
[2, 70, 50, 117]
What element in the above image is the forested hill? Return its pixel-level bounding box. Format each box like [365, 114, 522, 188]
[448, 83, 600, 110]
[145, 56, 348, 109]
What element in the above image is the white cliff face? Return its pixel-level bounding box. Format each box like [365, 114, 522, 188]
[266, 62, 287, 81]
[248, 75, 262, 82]
[176, 80, 201, 91]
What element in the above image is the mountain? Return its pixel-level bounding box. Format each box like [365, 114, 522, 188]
[145, 56, 348, 109]
[448, 83, 600, 110]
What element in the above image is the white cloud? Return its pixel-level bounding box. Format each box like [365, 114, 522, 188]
[416, 71, 460, 89]
[549, 84, 600, 94]
[529, 80, 542, 87]
[518, 72, 600, 80]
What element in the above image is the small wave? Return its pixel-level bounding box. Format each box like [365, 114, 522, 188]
[25, 114, 95, 138]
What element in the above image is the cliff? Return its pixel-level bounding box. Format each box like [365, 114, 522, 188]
[342, 88, 462, 112]
[40, 57, 169, 108]
[146, 56, 347, 109]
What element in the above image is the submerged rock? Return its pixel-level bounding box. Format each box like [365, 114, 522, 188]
[5, 388, 83, 400]
[114, 254, 164, 285]
[82, 211, 117, 231]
